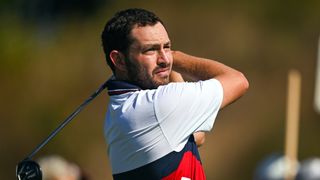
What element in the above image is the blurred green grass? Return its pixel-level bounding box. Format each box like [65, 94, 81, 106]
[1, 0, 320, 179]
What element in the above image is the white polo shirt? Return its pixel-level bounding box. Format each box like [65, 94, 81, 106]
[104, 78, 223, 174]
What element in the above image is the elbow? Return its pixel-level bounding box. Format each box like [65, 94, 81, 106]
[239, 72, 249, 94]
[218, 70, 249, 109]
[230, 71, 249, 96]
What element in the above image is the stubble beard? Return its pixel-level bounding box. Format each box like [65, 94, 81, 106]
[126, 63, 170, 89]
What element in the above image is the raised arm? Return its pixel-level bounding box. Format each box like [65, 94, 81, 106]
[169, 70, 206, 147]
[172, 51, 249, 109]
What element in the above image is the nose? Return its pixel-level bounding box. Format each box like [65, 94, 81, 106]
[157, 49, 170, 66]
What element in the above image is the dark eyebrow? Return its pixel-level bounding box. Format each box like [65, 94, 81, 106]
[141, 41, 171, 49]
[142, 44, 160, 49]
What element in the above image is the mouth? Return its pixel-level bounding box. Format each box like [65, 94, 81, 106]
[154, 68, 170, 77]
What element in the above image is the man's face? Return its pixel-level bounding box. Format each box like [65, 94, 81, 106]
[124, 22, 173, 89]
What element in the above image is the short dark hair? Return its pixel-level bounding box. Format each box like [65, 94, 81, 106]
[101, 8, 164, 72]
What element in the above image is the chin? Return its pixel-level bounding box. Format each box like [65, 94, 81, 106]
[156, 78, 170, 86]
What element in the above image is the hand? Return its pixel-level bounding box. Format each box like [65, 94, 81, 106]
[193, 131, 206, 147]
[169, 70, 184, 82]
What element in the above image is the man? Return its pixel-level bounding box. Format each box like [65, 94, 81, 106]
[101, 8, 249, 179]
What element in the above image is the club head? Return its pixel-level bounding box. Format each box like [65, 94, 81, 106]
[16, 159, 42, 180]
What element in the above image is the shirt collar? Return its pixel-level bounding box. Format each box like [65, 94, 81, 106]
[106, 76, 141, 96]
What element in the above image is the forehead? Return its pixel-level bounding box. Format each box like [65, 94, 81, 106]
[130, 22, 170, 46]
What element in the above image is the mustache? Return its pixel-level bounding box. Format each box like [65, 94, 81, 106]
[157, 61, 170, 68]
[153, 63, 171, 73]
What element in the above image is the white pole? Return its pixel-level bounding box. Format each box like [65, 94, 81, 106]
[284, 69, 301, 180]
[314, 35, 320, 114]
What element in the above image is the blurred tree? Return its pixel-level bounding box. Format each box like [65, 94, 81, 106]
[20, 0, 110, 21]
[1, 0, 112, 22]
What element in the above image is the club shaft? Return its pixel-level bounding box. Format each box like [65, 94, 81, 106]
[26, 81, 108, 160]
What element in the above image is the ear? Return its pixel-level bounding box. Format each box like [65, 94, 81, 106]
[109, 50, 127, 71]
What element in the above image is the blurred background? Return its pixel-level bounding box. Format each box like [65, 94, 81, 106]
[1, 0, 320, 179]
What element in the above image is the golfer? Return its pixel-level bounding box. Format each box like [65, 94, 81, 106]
[102, 8, 249, 179]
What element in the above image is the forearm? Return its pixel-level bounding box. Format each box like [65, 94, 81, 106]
[172, 51, 235, 81]
[172, 50, 249, 108]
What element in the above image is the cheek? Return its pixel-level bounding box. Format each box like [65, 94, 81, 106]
[137, 56, 158, 72]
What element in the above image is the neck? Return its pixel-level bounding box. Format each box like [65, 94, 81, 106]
[114, 70, 129, 81]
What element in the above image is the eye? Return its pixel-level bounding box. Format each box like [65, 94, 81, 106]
[164, 43, 171, 50]
[147, 48, 156, 51]
[143, 47, 156, 54]
[164, 45, 171, 52]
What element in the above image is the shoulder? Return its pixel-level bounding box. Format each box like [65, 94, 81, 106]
[155, 79, 222, 98]
[153, 79, 223, 113]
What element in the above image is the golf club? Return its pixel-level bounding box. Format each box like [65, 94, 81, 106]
[16, 80, 108, 180]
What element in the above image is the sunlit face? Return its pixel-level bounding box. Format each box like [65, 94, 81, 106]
[124, 22, 173, 89]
